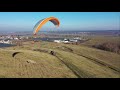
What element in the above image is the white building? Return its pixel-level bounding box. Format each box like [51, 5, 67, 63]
[54, 40, 62, 43]
[70, 39, 78, 42]
[74, 37, 82, 40]
[53, 38, 81, 44]
[14, 37, 19, 40]
[0, 39, 12, 44]
[61, 39, 70, 43]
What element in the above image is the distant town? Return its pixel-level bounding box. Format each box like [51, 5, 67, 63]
[0, 35, 29, 44]
[0, 30, 119, 45]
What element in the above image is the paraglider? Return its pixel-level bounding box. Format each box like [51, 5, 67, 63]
[33, 17, 60, 35]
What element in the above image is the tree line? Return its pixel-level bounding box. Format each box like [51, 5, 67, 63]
[92, 42, 120, 54]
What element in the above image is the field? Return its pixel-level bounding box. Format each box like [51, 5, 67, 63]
[81, 36, 120, 46]
[0, 36, 120, 78]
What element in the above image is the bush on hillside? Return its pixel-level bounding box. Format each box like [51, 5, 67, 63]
[93, 42, 120, 54]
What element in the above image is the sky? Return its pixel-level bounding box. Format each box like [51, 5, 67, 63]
[0, 12, 119, 32]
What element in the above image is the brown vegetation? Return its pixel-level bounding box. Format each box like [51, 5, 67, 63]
[93, 42, 120, 54]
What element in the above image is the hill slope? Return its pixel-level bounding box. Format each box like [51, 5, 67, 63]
[0, 41, 120, 78]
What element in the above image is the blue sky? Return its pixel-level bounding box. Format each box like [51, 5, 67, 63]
[0, 12, 119, 32]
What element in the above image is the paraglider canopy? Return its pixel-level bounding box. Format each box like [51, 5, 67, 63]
[33, 17, 60, 35]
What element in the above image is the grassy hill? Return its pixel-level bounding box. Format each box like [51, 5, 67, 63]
[0, 40, 120, 78]
[81, 36, 120, 46]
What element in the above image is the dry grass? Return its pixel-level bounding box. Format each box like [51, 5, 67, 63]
[63, 44, 120, 71]
[54, 49, 120, 78]
[0, 49, 77, 78]
[82, 36, 120, 46]
[0, 37, 120, 78]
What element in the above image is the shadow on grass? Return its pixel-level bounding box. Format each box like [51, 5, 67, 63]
[12, 52, 22, 57]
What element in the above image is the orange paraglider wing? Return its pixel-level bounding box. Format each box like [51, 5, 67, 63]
[33, 17, 60, 35]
